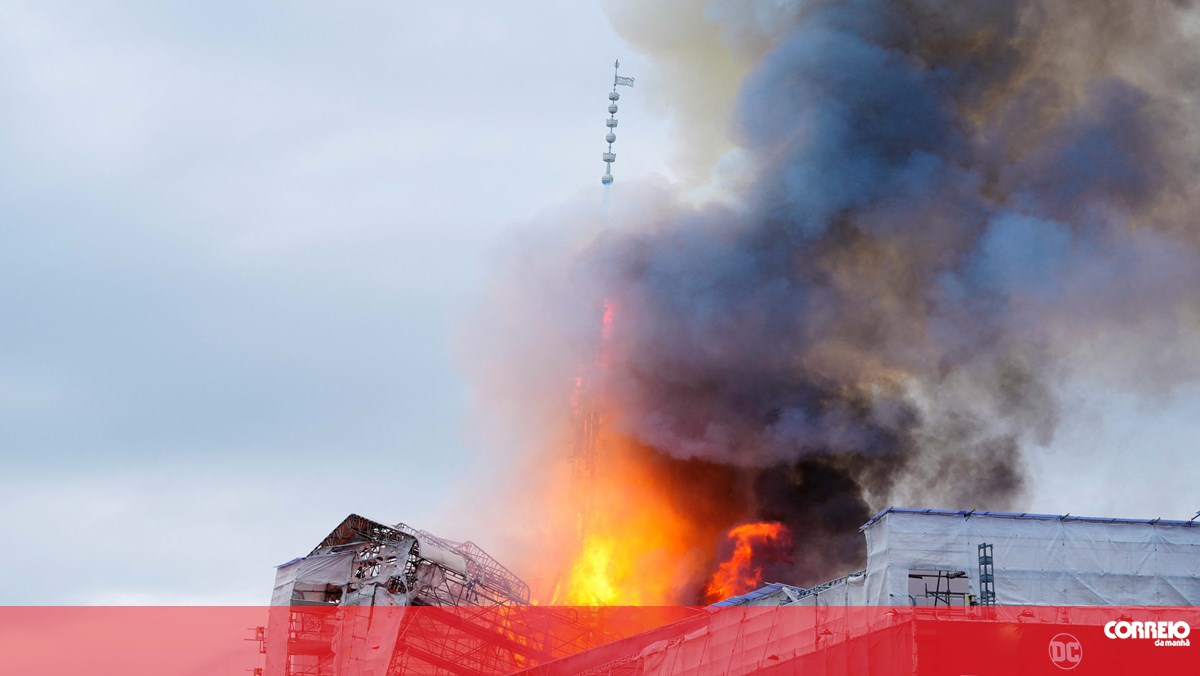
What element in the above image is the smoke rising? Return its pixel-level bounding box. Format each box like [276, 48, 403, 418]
[470, 0, 1200, 600]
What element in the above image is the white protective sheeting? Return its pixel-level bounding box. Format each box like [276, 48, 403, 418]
[637, 607, 890, 676]
[269, 551, 357, 606]
[297, 551, 358, 585]
[418, 540, 468, 577]
[331, 589, 406, 676]
[271, 560, 302, 607]
[860, 510, 1200, 606]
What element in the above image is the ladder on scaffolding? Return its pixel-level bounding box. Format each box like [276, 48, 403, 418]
[977, 543, 996, 606]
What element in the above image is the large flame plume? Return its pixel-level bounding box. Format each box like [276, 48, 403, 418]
[552, 301, 724, 605]
[555, 440, 706, 605]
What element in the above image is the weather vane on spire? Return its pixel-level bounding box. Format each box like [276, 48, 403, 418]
[602, 59, 635, 186]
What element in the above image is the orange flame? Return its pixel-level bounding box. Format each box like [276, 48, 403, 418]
[703, 522, 791, 603]
[548, 298, 714, 606]
[554, 440, 703, 605]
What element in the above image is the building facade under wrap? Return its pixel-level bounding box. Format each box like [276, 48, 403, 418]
[262, 508, 1200, 675]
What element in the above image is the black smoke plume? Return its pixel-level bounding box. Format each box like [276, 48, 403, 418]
[472, 0, 1200, 597]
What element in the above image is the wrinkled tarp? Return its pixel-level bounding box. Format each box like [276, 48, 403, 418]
[859, 511, 1200, 606]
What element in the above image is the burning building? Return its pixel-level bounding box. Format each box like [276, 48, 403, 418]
[529, 508, 1200, 674]
[258, 1, 1200, 672]
[262, 508, 1200, 674]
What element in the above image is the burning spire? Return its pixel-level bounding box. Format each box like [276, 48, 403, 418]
[555, 300, 613, 602]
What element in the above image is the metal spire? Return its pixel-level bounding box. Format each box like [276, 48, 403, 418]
[602, 60, 635, 186]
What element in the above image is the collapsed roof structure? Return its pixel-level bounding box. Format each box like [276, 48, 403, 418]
[263, 514, 615, 675]
[270, 513, 530, 609]
[261, 508, 1200, 675]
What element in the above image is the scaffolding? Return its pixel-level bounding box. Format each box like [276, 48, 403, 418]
[262, 514, 614, 675]
[977, 543, 996, 606]
[908, 569, 971, 606]
[261, 508, 1200, 674]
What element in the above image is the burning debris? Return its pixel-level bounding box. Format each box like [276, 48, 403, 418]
[471, 0, 1200, 606]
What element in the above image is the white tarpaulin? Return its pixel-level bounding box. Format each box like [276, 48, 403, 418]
[297, 551, 357, 585]
[269, 551, 357, 606]
[859, 509, 1200, 606]
[270, 559, 302, 607]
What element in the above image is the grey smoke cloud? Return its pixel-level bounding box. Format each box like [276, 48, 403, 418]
[485, 0, 1200, 591]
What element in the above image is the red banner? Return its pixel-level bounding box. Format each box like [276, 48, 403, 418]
[1, 606, 1196, 674]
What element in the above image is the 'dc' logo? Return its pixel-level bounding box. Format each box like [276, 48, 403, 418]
[1049, 633, 1083, 670]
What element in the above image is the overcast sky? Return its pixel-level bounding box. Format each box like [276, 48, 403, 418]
[3, 1, 1199, 606]
[0, 0, 673, 604]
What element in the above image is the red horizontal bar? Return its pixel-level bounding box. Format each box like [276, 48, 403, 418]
[0, 606, 1196, 675]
